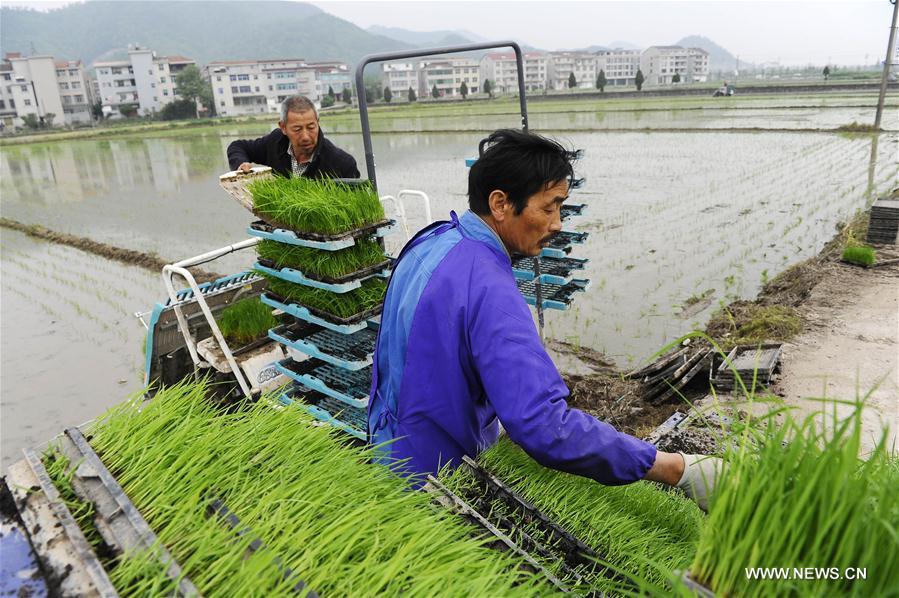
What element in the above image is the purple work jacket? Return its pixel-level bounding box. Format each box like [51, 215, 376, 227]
[368, 210, 656, 485]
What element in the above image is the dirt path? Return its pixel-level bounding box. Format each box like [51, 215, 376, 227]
[773, 259, 898, 453]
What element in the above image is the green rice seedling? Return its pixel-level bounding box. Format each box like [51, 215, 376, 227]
[248, 177, 385, 235]
[87, 379, 549, 596]
[256, 239, 387, 280]
[442, 437, 704, 593]
[107, 548, 183, 596]
[42, 447, 107, 555]
[841, 245, 875, 267]
[215, 297, 277, 345]
[690, 400, 899, 597]
[263, 274, 386, 319]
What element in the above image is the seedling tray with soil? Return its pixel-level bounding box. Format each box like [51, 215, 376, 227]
[262, 292, 382, 334]
[277, 384, 368, 441]
[275, 357, 372, 409]
[516, 278, 589, 310]
[248, 219, 396, 250]
[560, 203, 587, 222]
[539, 230, 589, 258]
[268, 321, 376, 371]
[511, 255, 588, 285]
[256, 238, 390, 282]
[254, 259, 390, 294]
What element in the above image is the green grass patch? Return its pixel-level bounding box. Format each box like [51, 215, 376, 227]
[690, 401, 899, 596]
[442, 437, 703, 593]
[837, 121, 879, 133]
[248, 177, 384, 235]
[263, 274, 386, 319]
[87, 379, 547, 596]
[841, 244, 876, 267]
[257, 238, 386, 279]
[215, 297, 277, 345]
[707, 302, 802, 349]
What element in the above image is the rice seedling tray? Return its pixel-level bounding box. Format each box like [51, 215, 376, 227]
[268, 322, 376, 371]
[560, 203, 587, 222]
[423, 475, 571, 594]
[58, 427, 201, 596]
[261, 292, 381, 334]
[710, 343, 781, 390]
[205, 495, 317, 596]
[278, 384, 368, 440]
[539, 231, 589, 259]
[516, 278, 589, 310]
[253, 259, 390, 293]
[510, 255, 588, 285]
[275, 357, 371, 409]
[458, 456, 601, 571]
[219, 166, 274, 212]
[248, 219, 395, 251]
[644, 348, 712, 403]
[5, 448, 118, 597]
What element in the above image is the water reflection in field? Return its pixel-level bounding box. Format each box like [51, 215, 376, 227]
[1, 105, 896, 461]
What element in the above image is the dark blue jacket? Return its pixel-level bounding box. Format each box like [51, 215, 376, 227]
[227, 128, 359, 179]
[368, 210, 657, 485]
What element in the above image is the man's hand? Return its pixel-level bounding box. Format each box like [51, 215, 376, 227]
[676, 453, 724, 512]
[237, 162, 252, 173]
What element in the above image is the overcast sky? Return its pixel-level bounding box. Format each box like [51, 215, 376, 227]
[6, 0, 890, 66]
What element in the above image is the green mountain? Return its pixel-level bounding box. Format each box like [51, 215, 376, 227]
[0, 1, 411, 66]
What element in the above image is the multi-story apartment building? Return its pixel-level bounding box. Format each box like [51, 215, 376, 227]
[54, 60, 93, 124]
[420, 58, 479, 98]
[309, 61, 352, 99]
[94, 47, 197, 117]
[594, 49, 641, 86]
[5, 54, 64, 127]
[640, 46, 710, 85]
[480, 52, 548, 94]
[208, 58, 327, 117]
[548, 52, 597, 90]
[384, 62, 419, 99]
[0, 59, 20, 128]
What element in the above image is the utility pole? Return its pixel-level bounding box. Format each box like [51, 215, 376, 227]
[874, 0, 898, 130]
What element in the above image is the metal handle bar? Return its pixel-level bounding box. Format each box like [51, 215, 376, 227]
[354, 41, 529, 192]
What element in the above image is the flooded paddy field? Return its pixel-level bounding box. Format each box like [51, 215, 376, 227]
[1, 93, 896, 464]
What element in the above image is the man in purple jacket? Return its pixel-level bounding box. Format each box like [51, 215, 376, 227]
[368, 129, 721, 510]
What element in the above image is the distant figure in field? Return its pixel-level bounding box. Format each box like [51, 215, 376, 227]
[227, 95, 359, 179]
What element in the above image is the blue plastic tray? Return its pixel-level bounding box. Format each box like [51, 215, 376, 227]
[517, 278, 590, 310]
[511, 255, 588, 285]
[254, 261, 389, 294]
[277, 385, 367, 440]
[261, 293, 378, 335]
[276, 358, 371, 409]
[268, 322, 375, 371]
[248, 220, 395, 251]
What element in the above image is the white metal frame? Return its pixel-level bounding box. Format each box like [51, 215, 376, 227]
[379, 189, 433, 243]
[161, 238, 260, 398]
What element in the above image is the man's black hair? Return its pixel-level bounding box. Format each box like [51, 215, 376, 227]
[468, 129, 574, 216]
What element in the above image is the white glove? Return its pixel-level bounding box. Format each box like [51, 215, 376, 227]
[676, 453, 724, 512]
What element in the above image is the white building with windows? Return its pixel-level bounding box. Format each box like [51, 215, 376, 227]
[420, 58, 479, 98]
[480, 52, 548, 94]
[310, 62, 352, 100]
[548, 52, 597, 90]
[384, 62, 419, 99]
[207, 58, 329, 117]
[640, 46, 710, 85]
[94, 47, 196, 117]
[0, 53, 93, 128]
[594, 49, 641, 86]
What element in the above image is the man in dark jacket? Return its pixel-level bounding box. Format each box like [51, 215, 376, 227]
[227, 95, 359, 179]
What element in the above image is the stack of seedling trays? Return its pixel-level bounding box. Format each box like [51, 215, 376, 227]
[514, 190, 590, 311]
[710, 343, 782, 392]
[243, 176, 395, 440]
[866, 198, 899, 245]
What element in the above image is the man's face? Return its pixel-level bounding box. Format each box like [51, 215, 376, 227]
[494, 179, 568, 256]
[279, 109, 319, 160]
